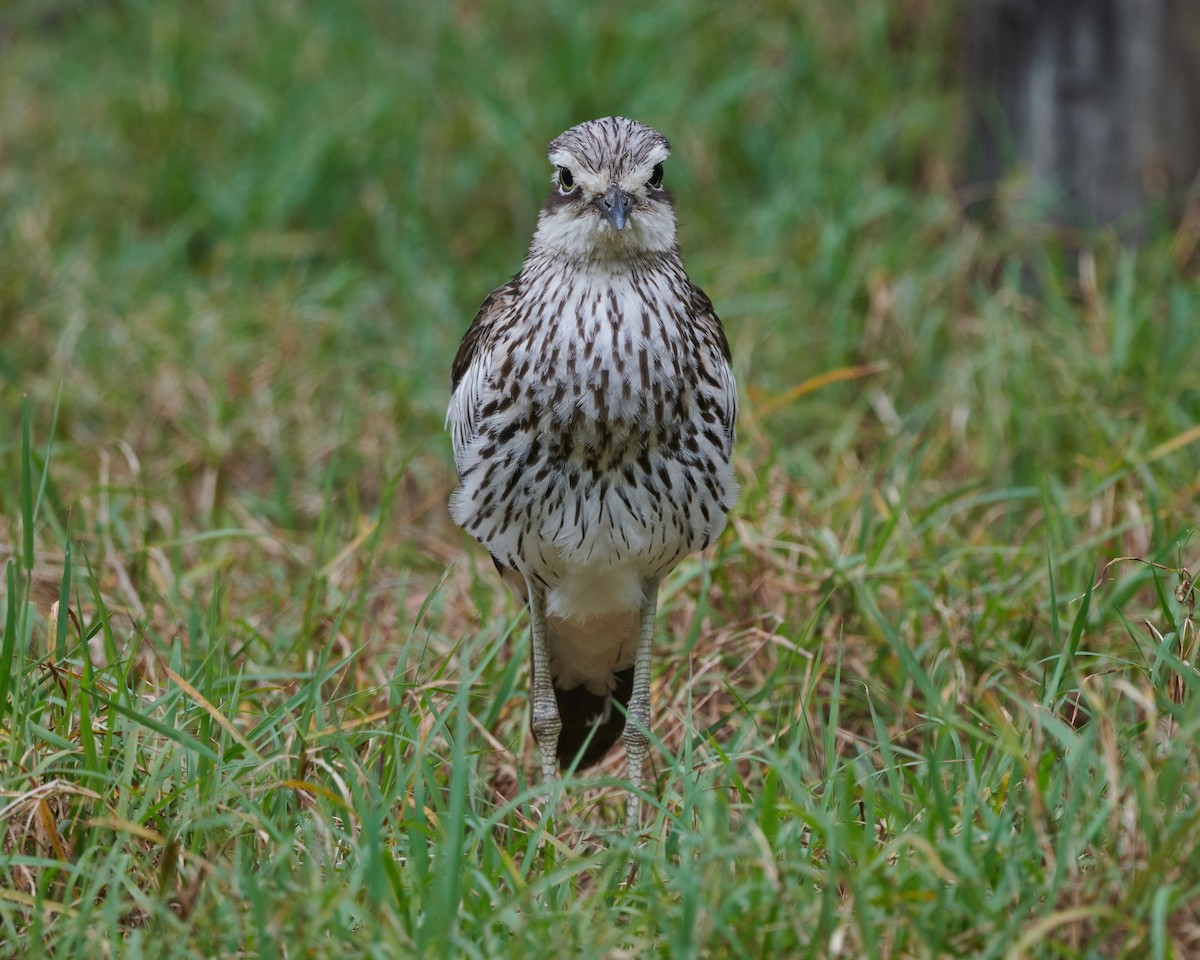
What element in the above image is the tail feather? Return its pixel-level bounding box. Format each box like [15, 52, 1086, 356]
[551, 666, 634, 770]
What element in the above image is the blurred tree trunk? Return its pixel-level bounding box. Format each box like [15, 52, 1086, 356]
[965, 0, 1200, 235]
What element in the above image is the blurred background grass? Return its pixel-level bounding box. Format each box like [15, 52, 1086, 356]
[6, 0, 1194, 523]
[3, 0, 1200, 956]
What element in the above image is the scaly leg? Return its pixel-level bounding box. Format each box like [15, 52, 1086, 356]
[623, 577, 660, 831]
[527, 578, 562, 791]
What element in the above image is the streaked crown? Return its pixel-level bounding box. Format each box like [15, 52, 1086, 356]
[547, 117, 670, 180]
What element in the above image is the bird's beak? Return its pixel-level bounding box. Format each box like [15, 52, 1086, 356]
[594, 183, 633, 231]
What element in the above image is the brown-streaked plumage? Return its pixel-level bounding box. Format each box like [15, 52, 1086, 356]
[448, 116, 737, 829]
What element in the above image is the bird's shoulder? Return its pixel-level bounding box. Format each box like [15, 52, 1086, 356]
[450, 274, 522, 391]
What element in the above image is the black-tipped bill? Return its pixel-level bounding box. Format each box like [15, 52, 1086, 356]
[594, 183, 633, 231]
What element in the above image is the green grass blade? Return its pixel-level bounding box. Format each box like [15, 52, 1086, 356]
[20, 397, 34, 572]
[0, 562, 17, 721]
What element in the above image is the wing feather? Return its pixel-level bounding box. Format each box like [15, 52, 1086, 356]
[450, 274, 522, 391]
[447, 276, 522, 476]
[688, 281, 738, 453]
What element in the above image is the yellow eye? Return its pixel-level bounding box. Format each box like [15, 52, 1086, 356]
[558, 166, 575, 190]
[649, 162, 664, 188]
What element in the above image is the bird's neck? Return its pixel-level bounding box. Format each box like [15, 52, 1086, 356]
[521, 244, 684, 284]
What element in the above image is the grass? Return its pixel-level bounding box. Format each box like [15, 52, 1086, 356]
[3, 0, 1200, 956]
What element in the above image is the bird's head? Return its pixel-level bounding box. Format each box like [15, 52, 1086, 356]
[531, 117, 677, 262]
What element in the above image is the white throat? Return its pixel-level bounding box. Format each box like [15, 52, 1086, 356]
[530, 202, 677, 264]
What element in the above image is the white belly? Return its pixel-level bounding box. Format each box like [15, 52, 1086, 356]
[547, 564, 644, 619]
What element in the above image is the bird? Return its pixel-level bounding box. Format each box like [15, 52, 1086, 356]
[447, 116, 737, 829]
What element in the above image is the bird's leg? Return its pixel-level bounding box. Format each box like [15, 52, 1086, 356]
[526, 578, 562, 793]
[623, 576, 660, 831]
